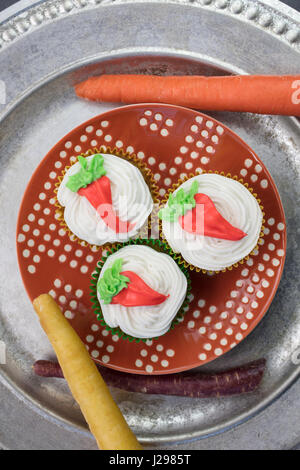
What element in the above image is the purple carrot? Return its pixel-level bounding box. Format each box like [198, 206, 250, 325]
[33, 359, 266, 398]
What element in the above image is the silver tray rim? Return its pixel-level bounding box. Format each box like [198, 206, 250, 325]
[0, 0, 299, 450]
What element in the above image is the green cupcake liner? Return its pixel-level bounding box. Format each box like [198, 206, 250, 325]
[90, 238, 192, 343]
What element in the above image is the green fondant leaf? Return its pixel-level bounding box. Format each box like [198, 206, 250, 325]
[158, 180, 199, 222]
[97, 258, 130, 304]
[66, 154, 107, 192]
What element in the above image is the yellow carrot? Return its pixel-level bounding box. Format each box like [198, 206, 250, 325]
[33, 294, 142, 451]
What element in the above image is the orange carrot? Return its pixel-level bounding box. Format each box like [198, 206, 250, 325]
[75, 74, 300, 116]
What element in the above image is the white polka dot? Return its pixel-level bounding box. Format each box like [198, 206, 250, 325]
[180, 146, 188, 154]
[220, 312, 228, 319]
[160, 128, 169, 136]
[226, 328, 233, 336]
[59, 254, 66, 263]
[150, 123, 158, 131]
[75, 289, 83, 298]
[199, 326, 206, 334]
[199, 353, 207, 361]
[190, 151, 199, 159]
[251, 174, 258, 183]
[252, 274, 260, 283]
[210, 333, 217, 340]
[33, 255, 40, 263]
[169, 167, 177, 175]
[268, 218, 275, 226]
[104, 134, 112, 142]
[241, 268, 249, 277]
[156, 344, 164, 352]
[201, 156, 209, 164]
[267, 268, 275, 277]
[159, 188, 166, 196]
[236, 307, 244, 314]
[96, 340, 104, 347]
[91, 350, 99, 358]
[198, 299, 206, 307]
[215, 322, 223, 330]
[256, 290, 264, 298]
[165, 119, 173, 127]
[166, 349, 175, 357]
[54, 279, 61, 288]
[23, 249, 30, 258]
[206, 146, 214, 153]
[102, 355, 110, 363]
[206, 120, 214, 129]
[148, 157, 156, 165]
[204, 316, 211, 324]
[101, 121, 109, 128]
[145, 110, 152, 116]
[64, 284, 72, 293]
[80, 265, 88, 274]
[195, 116, 203, 124]
[185, 162, 193, 170]
[154, 113, 162, 121]
[70, 260, 78, 268]
[277, 249, 284, 257]
[102, 330, 109, 337]
[268, 243, 275, 251]
[59, 295, 67, 304]
[164, 178, 171, 186]
[226, 300, 234, 308]
[188, 321, 195, 329]
[161, 360, 169, 368]
[64, 310, 74, 320]
[260, 179, 268, 188]
[246, 312, 254, 320]
[240, 169, 247, 177]
[209, 305, 217, 314]
[255, 164, 262, 173]
[244, 159, 253, 168]
[251, 301, 258, 309]
[277, 222, 285, 231]
[139, 118, 147, 126]
[190, 124, 198, 133]
[106, 345, 114, 353]
[65, 141, 72, 149]
[230, 290, 238, 298]
[247, 258, 254, 266]
[258, 263, 265, 272]
[201, 130, 209, 138]
[211, 135, 219, 144]
[28, 265, 36, 274]
[185, 135, 194, 143]
[196, 140, 204, 148]
[204, 343, 212, 351]
[216, 125, 224, 134]
[38, 218, 45, 226]
[151, 355, 158, 363]
[175, 156, 182, 165]
[135, 359, 143, 367]
[236, 333, 243, 341]
[215, 348, 223, 356]
[115, 140, 123, 148]
[47, 249, 55, 257]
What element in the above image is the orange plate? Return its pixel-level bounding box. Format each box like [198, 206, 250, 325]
[16, 104, 286, 375]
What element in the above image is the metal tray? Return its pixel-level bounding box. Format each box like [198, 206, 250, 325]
[0, 0, 299, 450]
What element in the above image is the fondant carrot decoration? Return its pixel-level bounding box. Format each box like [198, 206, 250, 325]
[158, 181, 247, 241]
[75, 74, 300, 116]
[66, 155, 135, 233]
[179, 193, 246, 240]
[98, 259, 168, 307]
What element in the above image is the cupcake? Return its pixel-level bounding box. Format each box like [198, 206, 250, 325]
[90, 241, 189, 341]
[56, 151, 155, 246]
[159, 173, 264, 272]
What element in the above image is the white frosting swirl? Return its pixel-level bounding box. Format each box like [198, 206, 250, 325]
[162, 174, 263, 271]
[57, 154, 153, 245]
[97, 245, 187, 339]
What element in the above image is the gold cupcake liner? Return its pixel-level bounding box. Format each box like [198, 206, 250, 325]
[159, 170, 266, 275]
[54, 146, 160, 252]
